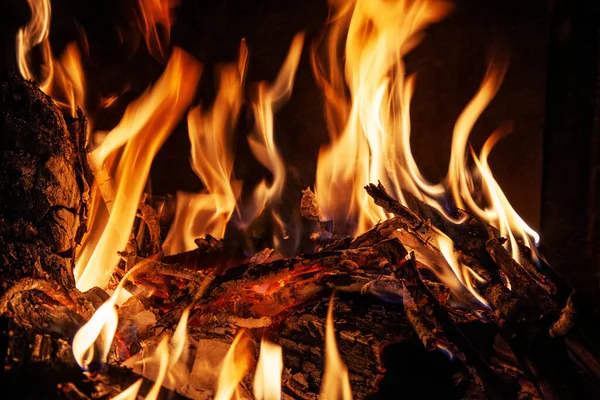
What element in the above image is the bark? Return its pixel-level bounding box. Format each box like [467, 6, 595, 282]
[0, 71, 88, 294]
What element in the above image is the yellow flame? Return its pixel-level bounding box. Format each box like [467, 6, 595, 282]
[253, 339, 283, 400]
[75, 48, 202, 291]
[314, 0, 539, 271]
[46, 42, 87, 117]
[143, 308, 190, 398]
[445, 60, 539, 262]
[16, 0, 53, 88]
[437, 234, 490, 308]
[16, 0, 87, 116]
[72, 260, 153, 369]
[214, 331, 252, 400]
[241, 33, 304, 225]
[313, 0, 452, 235]
[320, 296, 352, 400]
[144, 337, 170, 400]
[163, 44, 247, 254]
[111, 379, 143, 400]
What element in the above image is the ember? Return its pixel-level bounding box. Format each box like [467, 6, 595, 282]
[1, 0, 600, 399]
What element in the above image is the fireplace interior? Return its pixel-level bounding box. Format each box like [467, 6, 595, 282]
[1, 0, 599, 399]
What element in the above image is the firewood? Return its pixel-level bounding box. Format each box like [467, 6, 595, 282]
[0, 71, 88, 293]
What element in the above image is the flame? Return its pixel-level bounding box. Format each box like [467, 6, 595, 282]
[72, 260, 154, 369]
[437, 234, 490, 308]
[74, 49, 202, 291]
[471, 130, 539, 262]
[46, 42, 87, 117]
[313, 0, 539, 266]
[313, 0, 452, 235]
[163, 43, 247, 254]
[241, 33, 304, 225]
[111, 379, 143, 400]
[142, 308, 190, 398]
[214, 331, 252, 400]
[136, 0, 178, 61]
[445, 60, 539, 263]
[16, 0, 53, 88]
[320, 296, 352, 400]
[253, 339, 283, 400]
[16, 0, 87, 116]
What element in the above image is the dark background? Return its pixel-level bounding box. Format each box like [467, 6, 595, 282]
[2, 0, 600, 307]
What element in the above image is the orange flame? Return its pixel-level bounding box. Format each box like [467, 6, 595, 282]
[72, 260, 154, 369]
[163, 43, 247, 254]
[314, 0, 539, 268]
[136, 0, 178, 61]
[240, 33, 305, 226]
[75, 49, 201, 291]
[214, 331, 252, 400]
[320, 296, 352, 400]
[313, 0, 452, 235]
[16, 0, 87, 117]
[111, 379, 143, 400]
[253, 339, 283, 400]
[16, 0, 53, 88]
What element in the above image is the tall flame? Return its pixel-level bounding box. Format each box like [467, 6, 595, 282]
[320, 296, 352, 400]
[163, 43, 247, 254]
[313, 0, 539, 266]
[17, 0, 87, 116]
[253, 339, 283, 400]
[16, 0, 53, 88]
[313, 0, 452, 235]
[241, 33, 305, 225]
[75, 49, 202, 291]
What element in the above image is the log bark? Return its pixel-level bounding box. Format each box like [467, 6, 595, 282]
[0, 71, 88, 294]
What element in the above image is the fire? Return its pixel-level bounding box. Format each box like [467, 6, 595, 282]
[467, 127, 540, 263]
[16, 0, 53, 89]
[214, 331, 252, 400]
[72, 261, 151, 370]
[17, 0, 87, 116]
[437, 234, 490, 308]
[136, 0, 178, 61]
[445, 61, 540, 262]
[111, 379, 143, 400]
[313, 0, 452, 235]
[74, 49, 201, 291]
[240, 33, 305, 227]
[320, 296, 353, 400]
[163, 43, 247, 254]
[313, 0, 539, 265]
[253, 339, 283, 400]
